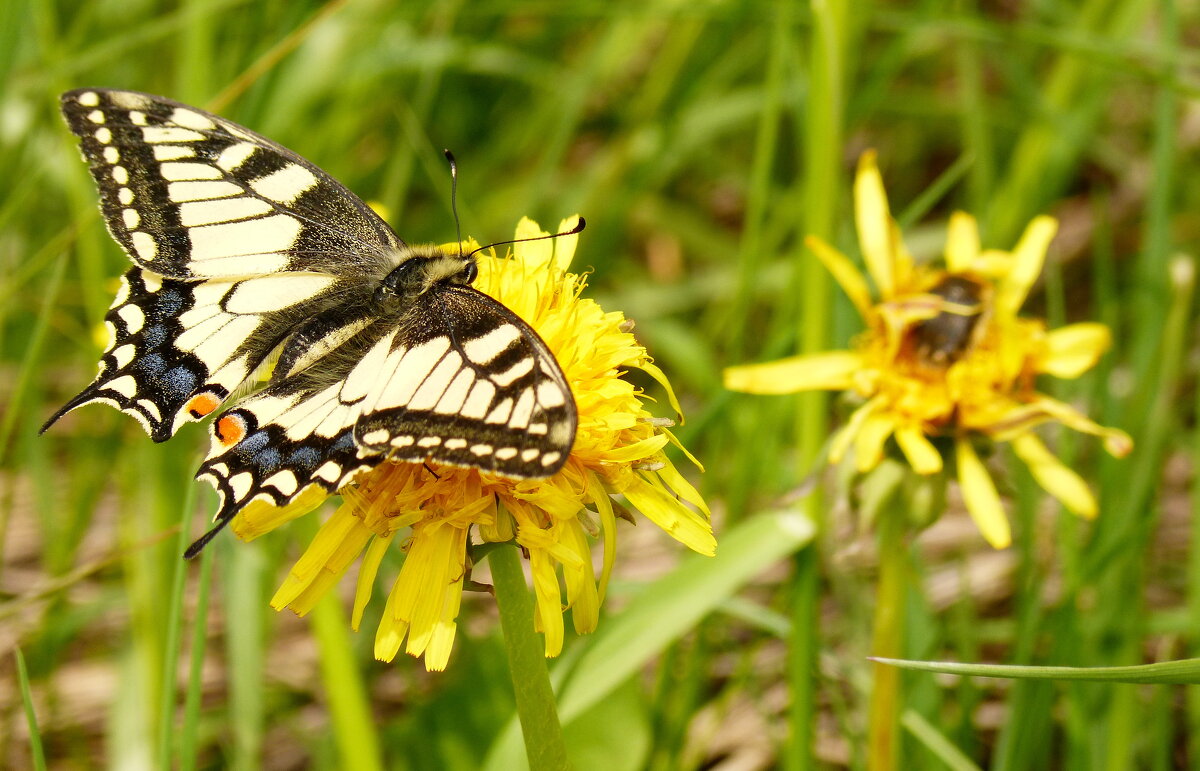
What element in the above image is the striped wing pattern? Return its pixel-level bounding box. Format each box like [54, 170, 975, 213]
[49, 89, 578, 556]
[195, 287, 575, 534]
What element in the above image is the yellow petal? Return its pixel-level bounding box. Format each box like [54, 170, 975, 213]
[724, 351, 862, 394]
[270, 506, 373, 613]
[830, 396, 884, 466]
[994, 215, 1057, 318]
[1010, 433, 1098, 519]
[232, 483, 329, 541]
[587, 473, 619, 607]
[955, 438, 1011, 548]
[805, 236, 874, 319]
[552, 214, 582, 273]
[352, 532, 395, 631]
[639, 359, 684, 419]
[1038, 323, 1111, 378]
[984, 396, 1133, 458]
[854, 150, 896, 297]
[944, 212, 980, 273]
[622, 475, 716, 556]
[513, 216, 553, 270]
[894, 425, 943, 475]
[854, 413, 896, 473]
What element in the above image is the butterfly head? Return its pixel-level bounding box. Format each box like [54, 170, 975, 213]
[375, 246, 477, 309]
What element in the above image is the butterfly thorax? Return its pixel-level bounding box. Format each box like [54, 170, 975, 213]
[374, 247, 478, 309]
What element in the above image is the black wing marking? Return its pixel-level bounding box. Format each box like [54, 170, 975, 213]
[60, 88, 401, 279]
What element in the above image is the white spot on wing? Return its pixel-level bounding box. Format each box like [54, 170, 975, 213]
[362, 429, 389, 445]
[445, 439, 468, 450]
[408, 352, 464, 411]
[143, 126, 206, 143]
[541, 452, 561, 467]
[366, 337, 451, 412]
[491, 357, 534, 386]
[191, 254, 288, 276]
[250, 164, 319, 204]
[94, 127, 112, 143]
[521, 449, 539, 462]
[153, 145, 195, 160]
[485, 397, 513, 425]
[118, 187, 134, 205]
[263, 470, 299, 496]
[460, 381, 496, 419]
[434, 370, 475, 415]
[495, 447, 518, 460]
[77, 91, 100, 107]
[316, 461, 342, 483]
[103, 147, 119, 163]
[463, 324, 521, 364]
[536, 381, 567, 408]
[87, 109, 105, 123]
[190, 317, 259, 365]
[340, 331, 400, 403]
[111, 166, 128, 184]
[189, 214, 301, 260]
[217, 143, 256, 171]
[105, 375, 138, 398]
[161, 162, 222, 181]
[122, 208, 140, 229]
[118, 303, 146, 334]
[137, 399, 162, 422]
[168, 180, 243, 202]
[169, 107, 216, 130]
[131, 231, 158, 261]
[228, 472, 254, 502]
[224, 274, 337, 314]
[178, 196, 273, 227]
[470, 444, 493, 456]
[508, 389, 535, 429]
[418, 436, 442, 448]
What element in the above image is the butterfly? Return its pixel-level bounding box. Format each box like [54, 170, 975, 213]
[44, 89, 578, 557]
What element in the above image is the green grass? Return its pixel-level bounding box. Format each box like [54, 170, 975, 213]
[1, 1, 1197, 768]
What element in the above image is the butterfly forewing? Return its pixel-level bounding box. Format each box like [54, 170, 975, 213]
[59, 88, 400, 279]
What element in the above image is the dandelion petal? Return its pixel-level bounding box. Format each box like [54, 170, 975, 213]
[955, 438, 1011, 548]
[1038, 323, 1111, 379]
[1011, 433, 1098, 519]
[724, 351, 861, 394]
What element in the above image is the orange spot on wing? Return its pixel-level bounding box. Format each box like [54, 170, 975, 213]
[215, 414, 247, 446]
[186, 391, 222, 418]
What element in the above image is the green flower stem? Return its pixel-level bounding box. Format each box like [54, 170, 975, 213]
[868, 509, 906, 771]
[490, 543, 571, 771]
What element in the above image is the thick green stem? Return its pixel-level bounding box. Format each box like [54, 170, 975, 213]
[868, 510, 906, 771]
[490, 544, 571, 771]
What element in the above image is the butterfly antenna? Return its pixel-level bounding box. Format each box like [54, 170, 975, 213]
[466, 217, 587, 260]
[444, 149, 464, 257]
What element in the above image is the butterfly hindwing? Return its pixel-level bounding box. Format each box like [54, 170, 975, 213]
[60, 88, 399, 279]
[353, 285, 576, 477]
[42, 266, 367, 440]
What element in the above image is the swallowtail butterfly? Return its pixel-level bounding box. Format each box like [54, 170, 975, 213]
[44, 89, 578, 556]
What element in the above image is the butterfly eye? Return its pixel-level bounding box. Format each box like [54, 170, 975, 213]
[461, 260, 478, 284]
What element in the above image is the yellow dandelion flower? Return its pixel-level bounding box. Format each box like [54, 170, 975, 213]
[233, 216, 715, 671]
[724, 152, 1131, 548]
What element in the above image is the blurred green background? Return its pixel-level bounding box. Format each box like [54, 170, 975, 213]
[2, 1, 1198, 769]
